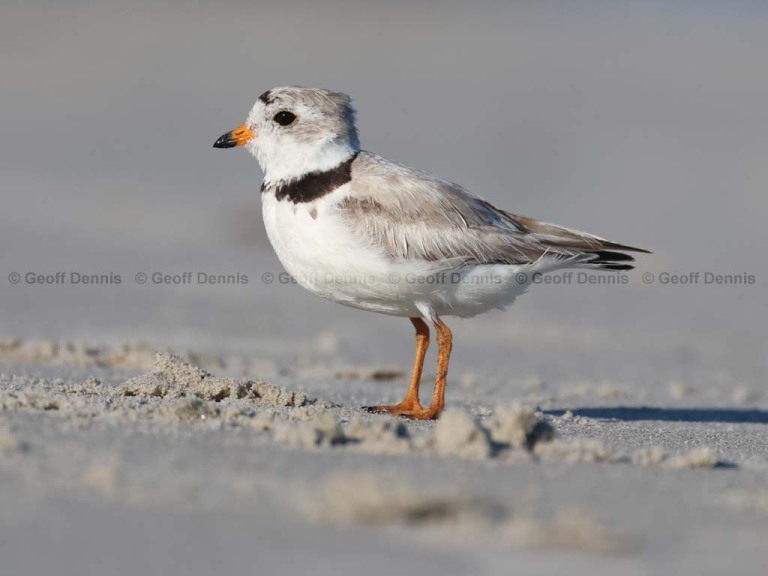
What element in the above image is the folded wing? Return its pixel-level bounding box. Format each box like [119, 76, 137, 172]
[339, 152, 649, 270]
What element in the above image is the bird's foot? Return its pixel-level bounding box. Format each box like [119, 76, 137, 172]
[363, 402, 440, 420]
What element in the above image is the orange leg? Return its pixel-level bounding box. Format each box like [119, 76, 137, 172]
[365, 316, 453, 421]
[424, 316, 452, 418]
[365, 318, 429, 415]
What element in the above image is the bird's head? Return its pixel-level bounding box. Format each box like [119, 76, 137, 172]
[214, 86, 359, 185]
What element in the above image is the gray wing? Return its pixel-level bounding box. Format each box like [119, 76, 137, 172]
[339, 152, 648, 269]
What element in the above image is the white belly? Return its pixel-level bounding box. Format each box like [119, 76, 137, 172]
[261, 187, 560, 318]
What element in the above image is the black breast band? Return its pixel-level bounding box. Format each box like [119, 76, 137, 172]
[263, 152, 359, 203]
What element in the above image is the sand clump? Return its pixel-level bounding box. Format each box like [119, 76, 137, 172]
[0, 384, 95, 415]
[288, 402, 339, 420]
[536, 442, 720, 469]
[666, 447, 719, 469]
[631, 446, 669, 467]
[160, 398, 220, 424]
[115, 353, 308, 407]
[534, 439, 615, 464]
[488, 404, 556, 449]
[432, 410, 492, 459]
[273, 412, 345, 448]
[502, 509, 634, 555]
[313, 473, 633, 555]
[248, 410, 277, 431]
[0, 354, 313, 432]
[345, 416, 412, 455]
[315, 473, 502, 527]
[274, 412, 412, 452]
[488, 404, 535, 447]
[270, 406, 555, 461]
[417, 406, 555, 460]
[632, 446, 721, 469]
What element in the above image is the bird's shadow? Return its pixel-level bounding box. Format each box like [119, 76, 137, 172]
[545, 406, 768, 424]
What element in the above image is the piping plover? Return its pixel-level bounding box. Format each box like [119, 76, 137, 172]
[214, 86, 648, 420]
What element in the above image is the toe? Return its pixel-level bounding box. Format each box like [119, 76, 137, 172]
[395, 408, 440, 421]
[361, 403, 437, 419]
[363, 405, 395, 414]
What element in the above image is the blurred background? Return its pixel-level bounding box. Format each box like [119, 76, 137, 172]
[1, 0, 766, 389]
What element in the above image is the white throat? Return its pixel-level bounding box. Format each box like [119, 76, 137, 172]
[249, 139, 358, 186]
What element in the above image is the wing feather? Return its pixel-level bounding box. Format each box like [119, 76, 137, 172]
[338, 152, 649, 269]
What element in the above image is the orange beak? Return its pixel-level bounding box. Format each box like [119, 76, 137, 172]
[213, 123, 255, 148]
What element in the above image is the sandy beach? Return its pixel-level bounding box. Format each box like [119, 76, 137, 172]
[1, 314, 767, 576]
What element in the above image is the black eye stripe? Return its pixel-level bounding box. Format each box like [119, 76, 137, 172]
[273, 111, 297, 126]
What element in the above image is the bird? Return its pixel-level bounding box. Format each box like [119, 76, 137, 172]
[214, 86, 648, 420]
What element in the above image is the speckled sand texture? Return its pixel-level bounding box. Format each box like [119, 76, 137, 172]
[2, 339, 767, 576]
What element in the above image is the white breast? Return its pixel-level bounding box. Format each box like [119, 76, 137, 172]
[262, 186, 422, 315]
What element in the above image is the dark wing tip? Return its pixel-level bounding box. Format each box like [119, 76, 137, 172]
[588, 249, 644, 271]
[592, 250, 636, 263]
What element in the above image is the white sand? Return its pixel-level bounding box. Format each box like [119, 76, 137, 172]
[2, 344, 767, 575]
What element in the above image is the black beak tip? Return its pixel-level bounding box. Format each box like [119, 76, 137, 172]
[213, 132, 236, 149]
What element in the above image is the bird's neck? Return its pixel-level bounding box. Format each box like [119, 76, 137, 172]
[253, 140, 358, 188]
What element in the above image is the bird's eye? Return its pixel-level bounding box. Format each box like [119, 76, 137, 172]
[273, 111, 297, 126]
